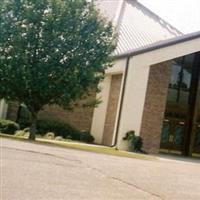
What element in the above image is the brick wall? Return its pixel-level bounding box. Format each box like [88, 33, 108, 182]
[38, 95, 96, 131]
[6, 95, 95, 132]
[6, 102, 19, 121]
[102, 74, 122, 145]
[39, 104, 94, 132]
[140, 62, 171, 154]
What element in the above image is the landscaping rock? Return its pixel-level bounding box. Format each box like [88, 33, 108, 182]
[44, 132, 55, 140]
[15, 130, 26, 137]
[55, 136, 64, 141]
[15, 130, 30, 138]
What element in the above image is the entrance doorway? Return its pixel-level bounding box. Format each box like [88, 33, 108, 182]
[160, 52, 200, 156]
[193, 109, 200, 155]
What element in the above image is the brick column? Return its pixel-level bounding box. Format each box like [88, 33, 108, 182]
[140, 61, 171, 154]
[102, 74, 122, 146]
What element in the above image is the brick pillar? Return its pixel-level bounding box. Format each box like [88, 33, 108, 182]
[140, 62, 171, 154]
[102, 74, 122, 146]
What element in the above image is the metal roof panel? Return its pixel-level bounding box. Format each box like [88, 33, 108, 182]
[94, 0, 122, 22]
[95, 0, 182, 56]
[114, 0, 182, 55]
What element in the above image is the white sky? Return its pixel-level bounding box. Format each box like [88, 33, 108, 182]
[138, 0, 200, 34]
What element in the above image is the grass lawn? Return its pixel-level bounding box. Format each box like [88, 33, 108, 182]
[0, 133, 156, 160]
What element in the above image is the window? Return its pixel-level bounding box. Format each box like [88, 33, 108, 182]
[167, 54, 195, 105]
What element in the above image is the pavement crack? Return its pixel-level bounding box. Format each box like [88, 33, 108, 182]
[110, 176, 164, 200]
[2, 146, 82, 164]
[83, 163, 164, 200]
[3, 145, 163, 199]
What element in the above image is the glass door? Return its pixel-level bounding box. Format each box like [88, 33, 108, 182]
[192, 76, 200, 155]
[193, 109, 200, 154]
[160, 54, 195, 154]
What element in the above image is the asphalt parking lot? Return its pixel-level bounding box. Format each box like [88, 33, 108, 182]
[1, 138, 200, 200]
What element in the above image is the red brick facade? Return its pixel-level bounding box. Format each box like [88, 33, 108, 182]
[102, 74, 122, 145]
[6, 102, 19, 121]
[6, 96, 95, 132]
[140, 62, 171, 153]
[6, 63, 171, 154]
[38, 102, 95, 131]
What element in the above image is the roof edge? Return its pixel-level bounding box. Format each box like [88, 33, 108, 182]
[113, 0, 125, 27]
[136, 0, 183, 36]
[114, 30, 200, 59]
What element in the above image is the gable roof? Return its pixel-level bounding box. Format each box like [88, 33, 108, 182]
[95, 0, 182, 56]
[115, 30, 200, 59]
[94, 0, 122, 23]
[138, 0, 200, 34]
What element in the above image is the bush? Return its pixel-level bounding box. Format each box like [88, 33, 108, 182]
[16, 104, 31, 129]
[17, 118, 31, 130]
[37, 119, 79, 139]
[37, 119, 94, 143]
[123, 130, 143, 152]
[80, 131, 95, 143]
[0, 119, 20, 134]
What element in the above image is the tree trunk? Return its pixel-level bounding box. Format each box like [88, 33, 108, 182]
[29, 112, 38, 140]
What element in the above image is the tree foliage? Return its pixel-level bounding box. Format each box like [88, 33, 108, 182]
[0, 0, 116, 138]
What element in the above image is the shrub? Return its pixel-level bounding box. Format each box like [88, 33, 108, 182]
[16, 104, 31, 129]
[37, 119, 79, 138]
[37, 119, 94, 143]
[123, 130, 143, 152]
[23, 127, 30, 133]
[17, 118, 31, 130]
[80, 131, 95, 143]
[0, 119, 19, 134]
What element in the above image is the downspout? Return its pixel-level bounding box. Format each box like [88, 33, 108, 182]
[111, 56, 130, 148]
[109, 0, 127, 148]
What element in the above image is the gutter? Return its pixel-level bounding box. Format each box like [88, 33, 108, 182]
[111, 56, 130, 148]
[114, 30, 200, 60]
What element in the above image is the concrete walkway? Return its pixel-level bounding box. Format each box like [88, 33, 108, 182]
[1, 138, 200, 200]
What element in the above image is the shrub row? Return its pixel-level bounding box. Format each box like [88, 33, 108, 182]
[0, 119, 94, 143]
[37, 119, 94, 143]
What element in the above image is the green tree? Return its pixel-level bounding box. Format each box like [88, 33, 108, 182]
[0, 0, 116, 140]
